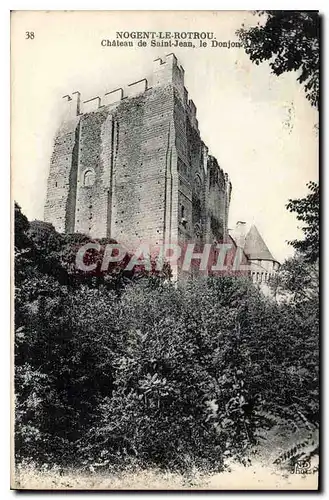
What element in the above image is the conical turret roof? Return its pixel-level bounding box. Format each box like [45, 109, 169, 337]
[243, 225, 276, 261]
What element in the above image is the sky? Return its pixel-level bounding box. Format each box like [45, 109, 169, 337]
[11, 11, 319, 263]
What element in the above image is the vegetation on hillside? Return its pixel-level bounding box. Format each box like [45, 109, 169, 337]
[14, 183, 319, 474]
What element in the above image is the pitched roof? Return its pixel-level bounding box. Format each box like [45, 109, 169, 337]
[243, 225, 276, 261]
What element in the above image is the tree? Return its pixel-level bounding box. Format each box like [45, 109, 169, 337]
[270, 254, 318, 303]
[269, 181, 319, 315]
[286, 181, 319, 263]
[237, 11, 320, 108]
[14, 205, 319, 471]
[14, 203, 36, 286]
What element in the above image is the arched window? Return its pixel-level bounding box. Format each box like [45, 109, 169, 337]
[83, 169, 95, 187]
[194, 223, 202, 239]
[194, 175, 202, 197]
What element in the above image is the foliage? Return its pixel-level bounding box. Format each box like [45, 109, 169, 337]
[286, 181, 319, 263]
[14, 204, 319, 472]
[80, 278, 260, 471]
[237, 11, 320, 108]
[270, 254, 318, 302]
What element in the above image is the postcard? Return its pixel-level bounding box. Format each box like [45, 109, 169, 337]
[11, 10, 319, 490]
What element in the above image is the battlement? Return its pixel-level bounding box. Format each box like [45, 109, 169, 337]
[187, 99, 198, 129]
[208, 155, 231, 187]
[61, 91, 81, 121]
[60, 54, 199, 130]
[153, 53, 185, 93]
[62, 77, 149, 117]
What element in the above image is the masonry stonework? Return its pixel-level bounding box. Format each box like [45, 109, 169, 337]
[45, 54, 232, 259]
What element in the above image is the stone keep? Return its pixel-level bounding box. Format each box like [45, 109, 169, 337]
[44, 53, 232, 252]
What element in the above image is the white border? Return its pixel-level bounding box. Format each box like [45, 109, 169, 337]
[2, 2, 327, 498]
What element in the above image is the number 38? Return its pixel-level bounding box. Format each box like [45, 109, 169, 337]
[25, 32, 35, 40]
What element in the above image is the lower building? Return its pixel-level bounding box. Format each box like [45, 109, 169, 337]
[230, 221, 280, 291]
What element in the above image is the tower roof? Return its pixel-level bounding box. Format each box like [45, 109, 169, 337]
[243, 225, 276, 261]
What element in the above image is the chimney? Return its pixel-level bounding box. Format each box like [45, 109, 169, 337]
[233, 221, 247, 249]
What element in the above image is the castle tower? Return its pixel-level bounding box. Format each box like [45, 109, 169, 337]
[44, 54, 232, 264]
[230, 222, 280, 287]
[243, 225, 280, 284]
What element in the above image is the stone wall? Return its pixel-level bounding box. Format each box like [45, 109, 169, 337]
[44, 116, 80, 233]
[109, 84, 177, 249]
[44, 54, 231, 266]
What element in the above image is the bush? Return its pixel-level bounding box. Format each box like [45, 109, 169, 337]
[14, 205, 319, 472]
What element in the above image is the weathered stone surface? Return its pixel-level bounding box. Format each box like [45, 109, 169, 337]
[44, 54, 232, 256]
